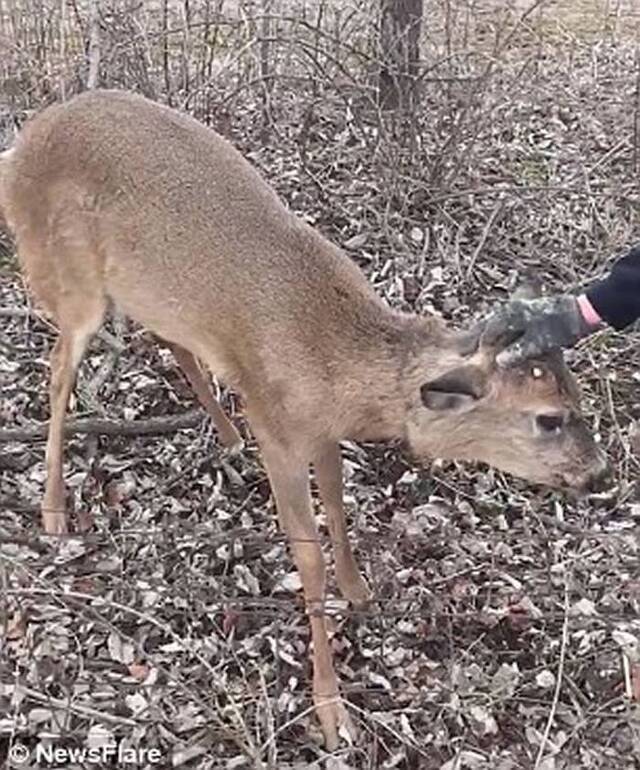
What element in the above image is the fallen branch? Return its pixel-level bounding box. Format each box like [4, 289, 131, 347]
[13, 685, 137, 727]
[0, 533, 50, 553]
[0, 410, 204, 443]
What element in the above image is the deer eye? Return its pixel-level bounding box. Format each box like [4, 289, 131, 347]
[536, 414, 564, 434]
[531, 366, 545, 379]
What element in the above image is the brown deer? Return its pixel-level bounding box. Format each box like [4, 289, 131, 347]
[0, 90, 607, 750]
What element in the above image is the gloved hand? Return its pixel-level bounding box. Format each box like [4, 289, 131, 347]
[483, 295, 598, 367]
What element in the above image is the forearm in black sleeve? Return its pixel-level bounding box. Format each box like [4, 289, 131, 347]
[586, 245, 640, 330]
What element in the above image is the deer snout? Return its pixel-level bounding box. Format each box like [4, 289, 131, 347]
[562, 454, 611, 494]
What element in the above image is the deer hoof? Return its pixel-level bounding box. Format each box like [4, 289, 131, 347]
[41, 507, 69, 535]
[338, 573, 373, 610]
[314, 694, 357, 751]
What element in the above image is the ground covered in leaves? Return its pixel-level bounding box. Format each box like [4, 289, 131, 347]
[2, 4, 640, 769]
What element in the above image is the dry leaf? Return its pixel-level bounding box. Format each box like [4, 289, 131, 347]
[5, 609, 27, 640]
[128, 662, 150, 682]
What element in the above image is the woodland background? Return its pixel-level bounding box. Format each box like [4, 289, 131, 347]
[1, 1, 640, 768]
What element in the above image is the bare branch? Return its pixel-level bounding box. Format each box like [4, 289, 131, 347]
[0, 410, 204, 443]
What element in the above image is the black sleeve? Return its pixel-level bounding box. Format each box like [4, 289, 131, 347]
[586, 245, 640, 331]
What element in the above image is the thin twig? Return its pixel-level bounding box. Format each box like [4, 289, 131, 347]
[534, 572, 570, 769]
[465, 193, 505, 280]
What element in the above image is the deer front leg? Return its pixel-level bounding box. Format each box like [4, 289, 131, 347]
[260, 440, 357, 750]
[314, 443, 372, 607]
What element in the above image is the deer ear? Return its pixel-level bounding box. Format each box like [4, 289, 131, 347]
[420, 366, 487, 412]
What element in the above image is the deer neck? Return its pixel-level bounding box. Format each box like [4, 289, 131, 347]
[333, 310, 459, 443]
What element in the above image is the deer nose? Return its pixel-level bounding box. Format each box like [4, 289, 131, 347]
[586, 460, 612, 493]
[568, 456, 611, 494]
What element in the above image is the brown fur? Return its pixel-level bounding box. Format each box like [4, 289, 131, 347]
[0, 90, 607, 749]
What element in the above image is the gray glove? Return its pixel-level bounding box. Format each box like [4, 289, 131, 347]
[484, 295, 595, 367]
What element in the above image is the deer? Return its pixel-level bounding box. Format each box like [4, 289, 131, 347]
[0, 90, 607, 750]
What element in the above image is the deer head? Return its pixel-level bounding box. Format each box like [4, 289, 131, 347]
[406, 284, 608, 491]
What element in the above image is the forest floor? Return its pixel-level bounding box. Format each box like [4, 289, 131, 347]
[2, 3, 640, 768]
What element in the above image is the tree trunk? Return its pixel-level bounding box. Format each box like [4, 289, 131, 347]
[86, 0, 101, 89]
[378, 0, 423, 111]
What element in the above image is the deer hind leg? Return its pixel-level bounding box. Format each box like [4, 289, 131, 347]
[165, 341, 243, 452]
[314, 442, 372, 607]
[17, 218, 106, 534]
[41, 301, 105, 535]
[259, 438, 357, 750]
